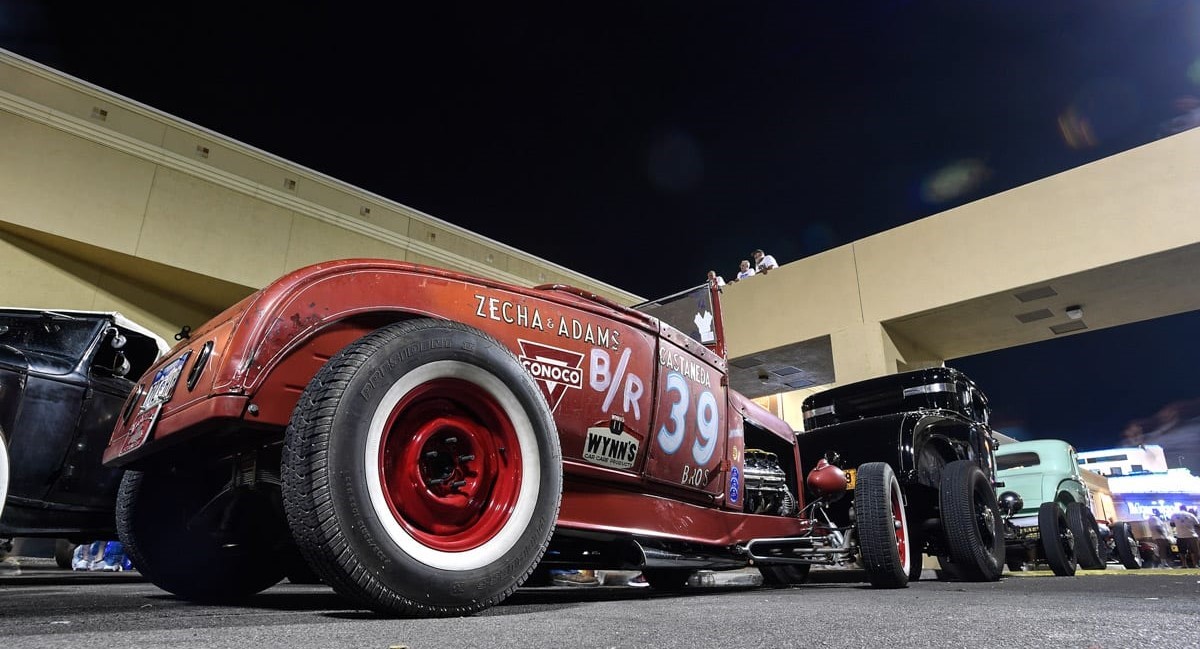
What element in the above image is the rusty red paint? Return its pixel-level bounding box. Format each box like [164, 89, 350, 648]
[102, 258, 804, 546]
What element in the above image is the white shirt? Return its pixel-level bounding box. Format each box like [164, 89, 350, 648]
[736, 267, 755, 280]
[1170, 511, 1200, 538]
[1147, 515, 1170, 539]
[755, 254, 778, 273]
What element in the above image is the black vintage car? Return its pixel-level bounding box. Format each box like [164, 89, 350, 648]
[795, 366, 1005, 583]
[0, 308, 167, 545]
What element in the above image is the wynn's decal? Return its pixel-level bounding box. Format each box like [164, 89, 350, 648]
[517, 339, 584, 412]
[474, 294, 621, 349]
[582, 425, 640, 470]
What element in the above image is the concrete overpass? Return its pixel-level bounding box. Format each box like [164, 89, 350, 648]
[721, 126, 1200, 423]
[3, 48, 1199, 432]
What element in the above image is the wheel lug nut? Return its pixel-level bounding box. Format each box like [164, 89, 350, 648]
[425, 451, 439, 458]
[450, 480, 467, 488]
[458, 454, 475, 461]
[444, 437, 458, 444]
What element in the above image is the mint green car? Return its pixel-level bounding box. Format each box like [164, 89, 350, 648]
[995, 439, 1091, 512]
[994, 439, 1106, 575]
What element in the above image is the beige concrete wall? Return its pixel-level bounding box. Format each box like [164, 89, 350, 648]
[854, 128, 1200, 323]
[0, 112, 154, 254]
[0, 231, 216, 340]
[722, 245, 863, 358]
[724, 126, 1200, 403]
[0, 48, 643, 318]
[722, 244, 950, 388]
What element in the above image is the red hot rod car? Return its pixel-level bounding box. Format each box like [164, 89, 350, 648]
[103, 259, 916, 616]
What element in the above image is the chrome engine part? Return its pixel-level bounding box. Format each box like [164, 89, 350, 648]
[743, 449, 797, 516]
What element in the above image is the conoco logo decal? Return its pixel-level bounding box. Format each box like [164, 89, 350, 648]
[518, 339, 584, 412]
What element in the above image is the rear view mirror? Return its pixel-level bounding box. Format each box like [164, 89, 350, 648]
[106, 327, 127, 350]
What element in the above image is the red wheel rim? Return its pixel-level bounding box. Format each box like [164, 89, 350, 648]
[378, 377, 523, 552]
[892, 482, 908, 567]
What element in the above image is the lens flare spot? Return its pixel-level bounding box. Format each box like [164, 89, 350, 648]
[1058, 106, 1098, 149]
[920, 158, 990, 204]
[1188, 59, 1200, 85]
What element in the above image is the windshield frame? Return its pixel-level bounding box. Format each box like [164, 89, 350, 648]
[0, 310, 105, 363]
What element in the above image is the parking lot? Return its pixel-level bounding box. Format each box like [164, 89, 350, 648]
[2, 561, 1198, 649]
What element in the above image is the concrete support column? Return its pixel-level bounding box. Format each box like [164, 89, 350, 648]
[831, 321, 894, 385]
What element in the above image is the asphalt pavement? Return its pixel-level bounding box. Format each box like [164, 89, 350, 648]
[2, 557, 1198, 649]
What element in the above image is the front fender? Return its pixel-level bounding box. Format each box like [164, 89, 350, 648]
[907, 414, 979, 488]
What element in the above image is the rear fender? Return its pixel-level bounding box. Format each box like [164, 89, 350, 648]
[243, 310, 419, 427]
[1055, 480, 1085, 506]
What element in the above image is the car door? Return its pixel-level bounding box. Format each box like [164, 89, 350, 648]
[642, 334, 728, 500]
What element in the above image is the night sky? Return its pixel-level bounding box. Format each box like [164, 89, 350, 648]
[3, 1, 1199, 455]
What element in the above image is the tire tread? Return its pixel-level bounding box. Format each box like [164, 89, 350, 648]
[856, 462, 910, 588]
[281, 319, 560, 616]
[938, 460, 1004, 582]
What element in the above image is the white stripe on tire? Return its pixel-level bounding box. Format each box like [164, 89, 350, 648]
[363, 360, 541, 571]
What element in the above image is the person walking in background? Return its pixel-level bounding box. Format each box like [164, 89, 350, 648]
[752, 249, 778, 274]
[1169, 507, 1200, 568]
[735, 260, 755, 281]
[1147, 508, 1174, 567]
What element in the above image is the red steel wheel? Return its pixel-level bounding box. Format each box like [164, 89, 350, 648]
[283, 319, 562, 617]
[378, 377, 524, 555]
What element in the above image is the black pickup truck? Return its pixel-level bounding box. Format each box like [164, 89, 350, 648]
[795, 366, 1005, 582]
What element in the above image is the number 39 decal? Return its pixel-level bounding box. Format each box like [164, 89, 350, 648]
[655, 372, 720, 465]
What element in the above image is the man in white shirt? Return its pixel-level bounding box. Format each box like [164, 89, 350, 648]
[706, 270, 725, 288]
[1169, 508, 1200, 568]
[735, 260, 755, 281]
[1147, 509, 1174, 567]
[752, 249, 779, 274]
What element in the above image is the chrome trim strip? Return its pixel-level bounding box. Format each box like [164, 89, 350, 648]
[902, 382, 954, 397]
[803, 404, 836, 418]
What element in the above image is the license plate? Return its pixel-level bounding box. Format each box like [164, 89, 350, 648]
[845, 468, 857, 490]
[141, 351, 192, 411]
[121, 404, 162, 455]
